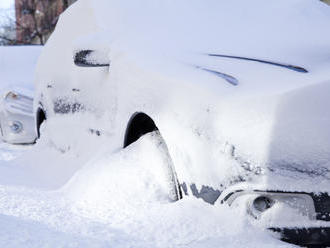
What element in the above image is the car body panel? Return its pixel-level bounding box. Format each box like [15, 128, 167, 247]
[0, 89, 37, 144]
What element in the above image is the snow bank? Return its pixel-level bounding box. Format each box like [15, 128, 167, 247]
[0, 133, 293, 247]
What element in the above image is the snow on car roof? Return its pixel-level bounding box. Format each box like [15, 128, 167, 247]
[75, 0, 330, 95]
[88, 0, 330, 61]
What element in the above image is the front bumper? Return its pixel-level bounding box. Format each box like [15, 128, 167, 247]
[220, 189, 330, 246]
[270, 227, 330, 246]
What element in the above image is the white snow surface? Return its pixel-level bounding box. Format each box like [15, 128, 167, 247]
[0, 131, 292, 248]
[35, 0, 330, 192]
[1, 0, 330, 246]
[88, 0, 330, 92]
[0, 47, 295, 247]
[0, 46, 42, 91]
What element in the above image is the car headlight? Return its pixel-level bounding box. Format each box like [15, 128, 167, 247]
[222, 190, 316, 221]
[5, 91, 19, 100]
[9, 121, 23, 133]
[252, 196, 274, 212]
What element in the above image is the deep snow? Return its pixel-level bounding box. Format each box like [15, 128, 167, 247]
[4, 0, 330, 244]
[0, 47, 295, 247]
[0, 133, 292, 248]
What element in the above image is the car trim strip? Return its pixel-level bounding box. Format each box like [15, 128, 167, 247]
[208, 53, 308, 73]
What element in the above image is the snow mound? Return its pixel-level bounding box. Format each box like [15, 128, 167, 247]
[0, 130, 292, 247]
[65, 132, 179, 207]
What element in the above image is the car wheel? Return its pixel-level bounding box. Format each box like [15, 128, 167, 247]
[148, 130, 182, 202]
[124, 112, 182, 202]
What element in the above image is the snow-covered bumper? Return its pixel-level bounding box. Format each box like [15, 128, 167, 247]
[0, 91, 37, 144]
[221, 190, 330, 246]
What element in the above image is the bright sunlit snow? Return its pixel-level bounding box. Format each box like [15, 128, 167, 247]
[0, 46, 294, 247]
[0, 124, 291, 248]
[0, 0, 13, 9]
[0, 0, 14, 25]
[1, 0, 330, 247]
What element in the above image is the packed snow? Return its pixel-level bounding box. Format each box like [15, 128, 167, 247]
[0, 130, 292, 248]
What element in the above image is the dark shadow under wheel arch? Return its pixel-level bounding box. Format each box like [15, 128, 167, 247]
[36, 108, 46, 138]
[124, 112, 158, 148]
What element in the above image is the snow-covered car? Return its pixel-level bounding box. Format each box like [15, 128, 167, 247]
[0, 88, 36, 144]
[34, 0, 330, 246]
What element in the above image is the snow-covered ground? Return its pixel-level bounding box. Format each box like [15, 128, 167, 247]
[0, 46, 295, 247]
[0, 135, 292, 248]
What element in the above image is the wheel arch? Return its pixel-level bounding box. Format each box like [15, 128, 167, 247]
[123, 112, 159, 148]
[123, 111, 183, 200]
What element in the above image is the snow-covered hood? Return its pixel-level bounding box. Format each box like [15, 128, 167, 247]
[87, 0, 330, 83]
